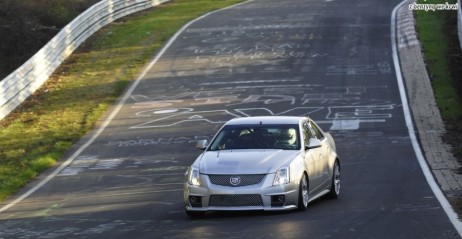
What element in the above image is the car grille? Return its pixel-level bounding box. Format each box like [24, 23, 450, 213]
[209, 194, 263, 207]
[208, 174, 265, 187]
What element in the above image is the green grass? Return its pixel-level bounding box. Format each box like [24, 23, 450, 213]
[415, 0, 462, 157]
[0, 0, 245, 201]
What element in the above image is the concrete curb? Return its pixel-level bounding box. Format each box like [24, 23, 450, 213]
[396, 1, 462, 198]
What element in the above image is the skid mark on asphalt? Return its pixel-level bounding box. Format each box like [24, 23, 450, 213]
[58, 155, 184, 177]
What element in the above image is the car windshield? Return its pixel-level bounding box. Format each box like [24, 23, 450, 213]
[208, 124, 300, 151]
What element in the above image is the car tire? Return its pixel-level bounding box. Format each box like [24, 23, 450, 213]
[326, 160, 340, 199]
[185, 210, 206, 218]
[297, 174, 309, 211]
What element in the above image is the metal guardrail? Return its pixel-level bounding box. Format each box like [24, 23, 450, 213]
[458, 0, 462, 48]
[0, 0, 169, 120]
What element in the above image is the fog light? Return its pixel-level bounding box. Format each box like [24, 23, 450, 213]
[271, 195, 285, 207]
[189, 196, 202, 207]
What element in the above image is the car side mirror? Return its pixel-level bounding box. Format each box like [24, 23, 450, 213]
[196, 140, 209, 150]
[305, 138, 321, 150]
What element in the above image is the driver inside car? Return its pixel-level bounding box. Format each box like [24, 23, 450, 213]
[276, 128, 297, 148]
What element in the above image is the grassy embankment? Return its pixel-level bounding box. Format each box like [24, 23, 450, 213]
[414, 0, 462, 159]
[0, 0, 245, 201]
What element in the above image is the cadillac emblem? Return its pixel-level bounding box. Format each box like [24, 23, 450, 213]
[229, 176, 241, 186]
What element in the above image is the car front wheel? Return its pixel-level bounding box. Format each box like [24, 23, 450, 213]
[297, 174, 309, 211]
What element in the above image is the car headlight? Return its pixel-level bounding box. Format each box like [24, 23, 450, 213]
[273, 167, 290, 186]
[187, 167, 201, 186]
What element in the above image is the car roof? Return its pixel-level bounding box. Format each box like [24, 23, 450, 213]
[225, 116, 307, 126]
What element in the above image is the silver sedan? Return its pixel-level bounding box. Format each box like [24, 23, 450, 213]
[183, 116, 340, 217]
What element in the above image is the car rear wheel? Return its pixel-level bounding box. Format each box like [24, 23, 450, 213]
[297, 174, 309, 211]
[326, 160, 340, 199]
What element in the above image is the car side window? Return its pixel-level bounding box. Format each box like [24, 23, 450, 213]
[309, 121, 324, 140]
[302, 122, 313, 146]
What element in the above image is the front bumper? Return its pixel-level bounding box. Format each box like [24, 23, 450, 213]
[184, 173, 299, 212]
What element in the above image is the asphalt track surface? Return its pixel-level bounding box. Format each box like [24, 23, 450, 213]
[0, 0, 460, 238]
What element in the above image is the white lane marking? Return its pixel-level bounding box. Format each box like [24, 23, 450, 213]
[330, 119, 360, 130]
[0, 0, 254, 214]
[391, 0, 462, 235]
[58, 155, 98, 176]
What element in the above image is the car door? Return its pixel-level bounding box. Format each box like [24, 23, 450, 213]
[308, 120, 330, 188]
[302, 122, 324, 195]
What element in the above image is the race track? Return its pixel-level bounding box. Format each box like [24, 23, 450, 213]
[0, 0, 460, 238]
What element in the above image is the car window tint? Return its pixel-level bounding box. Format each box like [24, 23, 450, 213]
[208, 124, 300, 150]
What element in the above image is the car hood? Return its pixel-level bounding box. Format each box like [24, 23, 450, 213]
[198, 149, 300, 175]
